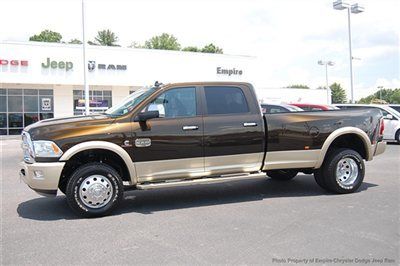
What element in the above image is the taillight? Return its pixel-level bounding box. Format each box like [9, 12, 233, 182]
[379, 118, 385, 137]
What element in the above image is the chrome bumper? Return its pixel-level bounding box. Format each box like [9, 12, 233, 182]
[19, 161, 65, 197]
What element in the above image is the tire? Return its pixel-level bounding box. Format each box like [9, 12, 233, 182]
[59, 180, 67, 195]
[396, 129, 400, 144]
[267, 169, 298, 181]
[319, 148, 365, 194]
[313, 168, 329, 190]
[66, 162, 124, 218]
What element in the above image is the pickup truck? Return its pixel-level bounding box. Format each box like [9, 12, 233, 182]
[20, 82, 386, 217]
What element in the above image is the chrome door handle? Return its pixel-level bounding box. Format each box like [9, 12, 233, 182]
[182, 125, 199, 131]
[243, 122, 257, 127]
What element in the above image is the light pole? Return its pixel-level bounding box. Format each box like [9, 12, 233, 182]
[318, 60, 335, 104]
[333, 0, 364, 103]
[81, 0, 90, 115]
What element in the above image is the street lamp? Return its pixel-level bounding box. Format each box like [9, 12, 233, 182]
[333, 0, 364, 103]
[318, 60, 335, 104]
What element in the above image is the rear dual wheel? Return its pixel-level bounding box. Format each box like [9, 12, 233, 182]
[314, 148, 364, 194]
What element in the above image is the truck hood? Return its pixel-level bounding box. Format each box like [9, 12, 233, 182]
[24, 114, 116, 142]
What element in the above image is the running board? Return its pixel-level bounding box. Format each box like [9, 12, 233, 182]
[136, 172, 265, 190]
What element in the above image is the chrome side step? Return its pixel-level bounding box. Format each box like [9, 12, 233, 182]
[136, 172, 265, 190]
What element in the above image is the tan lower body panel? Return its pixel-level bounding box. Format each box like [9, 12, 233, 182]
[136, 153, 264, 183]
[204, 152, 264, 176]
[263, 150, 320, 170]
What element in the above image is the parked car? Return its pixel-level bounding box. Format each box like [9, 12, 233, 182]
[388, 104, 400, 113]
[289, 103, 340, 111]
[261, 103, 303, 114]
[335, 104, 400, 143]
[20, 82, 386, 217]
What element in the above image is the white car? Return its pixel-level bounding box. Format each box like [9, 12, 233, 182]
[335, 104, 400, 143]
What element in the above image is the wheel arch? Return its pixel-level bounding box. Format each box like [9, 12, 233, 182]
[315, 127, 373, 169]
[59, 141, 137, 184]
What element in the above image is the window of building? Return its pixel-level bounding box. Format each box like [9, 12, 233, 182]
[204, 86, 249, 115]
[73, 90, 112, 115]
[0, 89, 54, 135]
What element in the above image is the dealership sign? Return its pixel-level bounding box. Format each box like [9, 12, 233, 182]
[0, 59, 29, 66]
[217, 67, 243, 76]
[42, 57, 73, 71]
[88, 60, 127, 71]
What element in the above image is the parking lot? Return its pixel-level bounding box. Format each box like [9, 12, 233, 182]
[1, 138, 399, 265]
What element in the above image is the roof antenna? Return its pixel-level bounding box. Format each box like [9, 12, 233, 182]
[154, 81, 163, 87]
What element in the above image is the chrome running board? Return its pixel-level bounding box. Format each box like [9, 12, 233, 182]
[136, 172, 265, 190]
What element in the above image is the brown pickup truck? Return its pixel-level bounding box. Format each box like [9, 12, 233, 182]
[20, 82, 386, 217]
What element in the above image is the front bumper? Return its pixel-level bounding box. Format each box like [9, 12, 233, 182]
[373, 141, 386, 157]
[19, 161, 65, 197]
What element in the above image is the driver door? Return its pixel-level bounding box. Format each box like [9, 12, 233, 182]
[131, 86, 204, 182]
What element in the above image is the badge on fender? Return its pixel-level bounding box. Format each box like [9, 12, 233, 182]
[135, 138, 151, 147]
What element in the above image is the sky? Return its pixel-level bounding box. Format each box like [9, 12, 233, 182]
[1, 0, 399, 100]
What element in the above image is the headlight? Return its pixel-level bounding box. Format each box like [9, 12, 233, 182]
[33, 141, 63, 158]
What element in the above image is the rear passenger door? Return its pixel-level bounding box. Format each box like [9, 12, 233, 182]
[201, 85, 265, 175]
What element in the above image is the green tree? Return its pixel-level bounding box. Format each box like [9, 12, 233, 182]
[128, 42, 144, 48]
[358, 88, 400, 104]
[201, 43, 223, 54]
[94, 29, 119, 46]
[286, 84, 310, 89]
[330, 82, 347, 103]
[29, 30, 62, 43]
[68, 38, 82, 44]
[144, 33, 181, 50]
[182, 46, 200, 52]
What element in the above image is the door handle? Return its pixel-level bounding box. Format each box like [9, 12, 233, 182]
[182, 125, 199, 131]
[243, 122, 257, 127]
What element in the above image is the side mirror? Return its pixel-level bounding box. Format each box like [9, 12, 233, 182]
[385, 114, 393, 120]
[134, 111, 159, 122]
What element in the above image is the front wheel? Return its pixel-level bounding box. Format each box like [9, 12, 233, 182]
[318, 148, 365, 194]
[66, 162, 124, 218]
[267, 169, 298, 181]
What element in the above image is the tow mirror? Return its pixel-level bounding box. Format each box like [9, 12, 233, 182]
[134, 111, 160, 122]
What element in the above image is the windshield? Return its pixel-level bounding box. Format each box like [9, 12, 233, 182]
[105, 86, 157, 116]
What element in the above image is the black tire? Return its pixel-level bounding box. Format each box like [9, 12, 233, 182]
[267, 169, 298, 181]
[313, 168, 329, 190]
[66, 162, 124, 218]
[59, 180, 67, 195]
[396, 129, 400, 144]
[319, 148, 365, 194]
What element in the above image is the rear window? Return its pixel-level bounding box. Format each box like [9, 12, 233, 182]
[204, 86, 249, 115]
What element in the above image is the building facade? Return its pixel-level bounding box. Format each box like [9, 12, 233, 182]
[0, 41, 255, 135]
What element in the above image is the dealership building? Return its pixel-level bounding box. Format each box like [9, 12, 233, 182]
[0, 41, 327, 135]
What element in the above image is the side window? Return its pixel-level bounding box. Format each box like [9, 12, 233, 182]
[269, 105, 287, 113]
[204, 86, 249, 115]
[145, 87, 196, 118]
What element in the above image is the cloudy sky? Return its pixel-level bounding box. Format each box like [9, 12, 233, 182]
[1, 0, 399, 99]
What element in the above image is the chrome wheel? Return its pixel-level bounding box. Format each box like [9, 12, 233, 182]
[79, 175, 113, 208]
[336, 158, 359, 187]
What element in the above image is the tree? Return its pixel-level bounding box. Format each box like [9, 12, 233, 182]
[29, 30, 62, 43]
[128, 42, 144, 48]
[358, 88, 400, 104]
[201, 43, 223, 54]
[144, 33, 181, 50]
[94, 29, 119, 46]
[286, 84, 310, 89]
[182, 46, 200, 52]
[68, 38, 82, 44]
[330, 82, 347, 103]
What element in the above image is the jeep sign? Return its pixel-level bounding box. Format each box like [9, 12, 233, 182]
[42, 57, 73, 71]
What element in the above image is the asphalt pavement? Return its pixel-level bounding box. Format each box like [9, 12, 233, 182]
[1, 139, 399, 265]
